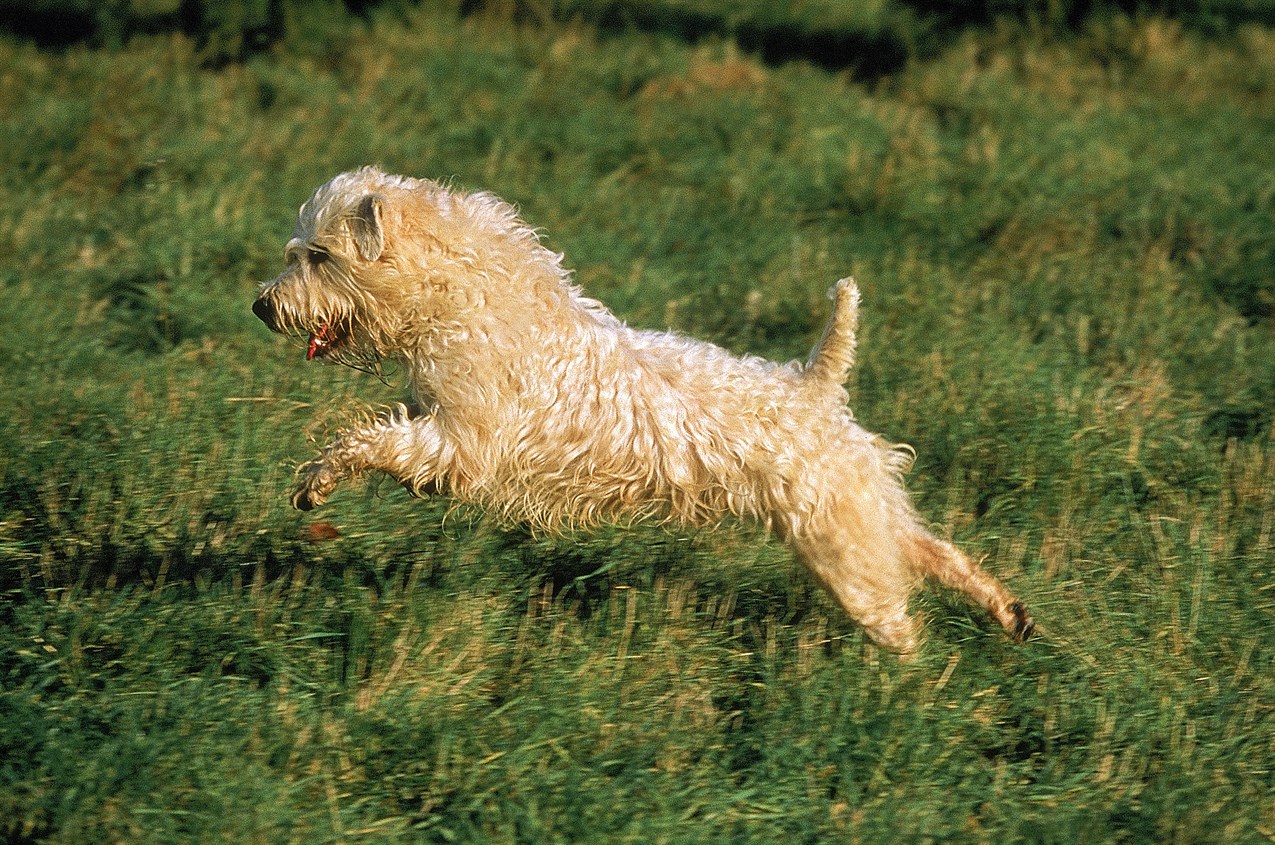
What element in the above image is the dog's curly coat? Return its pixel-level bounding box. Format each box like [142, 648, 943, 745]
[253, 166, 1033, 655]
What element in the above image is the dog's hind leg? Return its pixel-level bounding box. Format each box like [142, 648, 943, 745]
[905, 533, 1034, 642]
[788, 506, 924, 656]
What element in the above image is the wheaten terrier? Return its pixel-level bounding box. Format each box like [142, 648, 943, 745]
[253, 166, 1033, 655]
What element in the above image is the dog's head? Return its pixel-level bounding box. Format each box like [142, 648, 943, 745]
[255, 167, 533, 367]
[252, 167, 409, 368]
[254, 167, 577, 372]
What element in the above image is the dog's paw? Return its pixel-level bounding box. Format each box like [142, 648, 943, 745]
[1008, 600, 1035, 642]
[292, 460, 338, 511]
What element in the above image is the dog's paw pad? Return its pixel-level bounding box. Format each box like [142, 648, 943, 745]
[291, 488, 323, 511]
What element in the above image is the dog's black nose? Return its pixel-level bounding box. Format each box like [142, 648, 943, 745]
[252, 296, 276, 330]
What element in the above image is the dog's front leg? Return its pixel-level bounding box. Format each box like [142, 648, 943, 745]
[292, 407, 444, 510]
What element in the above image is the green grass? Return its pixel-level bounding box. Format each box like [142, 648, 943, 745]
[1, 4, 1273, 843]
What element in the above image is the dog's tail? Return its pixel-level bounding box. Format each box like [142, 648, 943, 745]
[803, 277, 860, 387]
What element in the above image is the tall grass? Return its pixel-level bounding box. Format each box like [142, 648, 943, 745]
[0, 4, 1272, 843]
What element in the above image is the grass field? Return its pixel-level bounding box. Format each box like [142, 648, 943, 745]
[1, 2, 1273, 842]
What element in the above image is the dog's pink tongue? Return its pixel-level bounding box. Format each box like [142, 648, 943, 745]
[307, 324, 332, 360]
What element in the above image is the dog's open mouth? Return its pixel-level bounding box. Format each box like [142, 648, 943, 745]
[306, 321, 346, 360]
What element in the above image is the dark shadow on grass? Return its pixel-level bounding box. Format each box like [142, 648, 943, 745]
[580, 2, 916, 79]
[461, 0, 923, 80]
[8, 0, 1274, 75]
[0, 3, 98, 47]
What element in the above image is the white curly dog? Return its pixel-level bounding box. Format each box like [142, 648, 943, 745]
[253, 167, 1034, 655]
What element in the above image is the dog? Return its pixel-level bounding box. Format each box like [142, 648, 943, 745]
[253, 166, 1034, 655]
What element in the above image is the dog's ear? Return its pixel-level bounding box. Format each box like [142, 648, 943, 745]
[350, 194, 385, 262]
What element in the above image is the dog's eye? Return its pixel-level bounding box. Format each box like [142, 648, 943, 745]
[308, 249, 330, 266]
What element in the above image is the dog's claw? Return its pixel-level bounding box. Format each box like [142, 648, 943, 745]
[292, 460, 336, 510]
[1009, 600, 1035, 642]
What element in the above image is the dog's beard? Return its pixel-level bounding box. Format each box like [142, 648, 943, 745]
[306, 325, 386, 377]
[272, 309, 387, 377]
